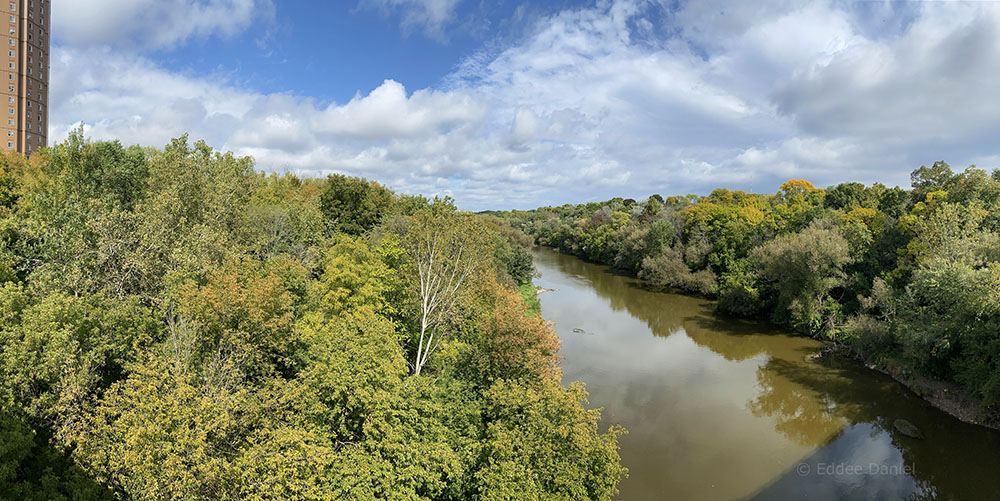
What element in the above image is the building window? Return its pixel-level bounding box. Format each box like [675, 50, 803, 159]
[7, 73, 11, 80]
[6, 50, 11, 56]
[7, 15, 12, 22]
[6, 131, 11, 137]
[6, 142, 11, 148]
[7, 108, 11, 114]
[7, 62, 12, 69]
[6, 97, 11, 103]
[7, 119, 12, 125]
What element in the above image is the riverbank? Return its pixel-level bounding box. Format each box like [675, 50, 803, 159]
[872, 355, 1000, 431]
[518, 282, 542, 317]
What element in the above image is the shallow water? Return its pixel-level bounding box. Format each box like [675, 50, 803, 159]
[533, 248, 1000, 500]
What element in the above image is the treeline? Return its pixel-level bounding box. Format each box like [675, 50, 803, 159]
[504, 163, 1000, 409]
[0, 132, 625, 499]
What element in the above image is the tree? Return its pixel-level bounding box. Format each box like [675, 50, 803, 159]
[476, 379, 627, 500]
[824, 182, 869, 210]
[639, 246, 717, 296]
[752, 223, 852, 333]
[910, 161, 954, 200]
[452, 279, 560, 384]
[403, 212, 485, 375]
[319, 174, 394, 236]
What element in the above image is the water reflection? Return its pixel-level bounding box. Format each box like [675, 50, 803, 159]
[748, 360, 846, 448]
[751, 353, 1000, 500]
[532, 248, 1000, 500]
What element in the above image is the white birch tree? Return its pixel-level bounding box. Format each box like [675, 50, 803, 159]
[405, 212, 481, 375]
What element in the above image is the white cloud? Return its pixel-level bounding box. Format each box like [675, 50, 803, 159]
[48, 0, 1000, 210]
[361, 0, 463, 39]
[49, 47, 256, 147]
[52, 0, 273, 50]
[774, 2, 1000, 140]
[310, 80, 485, 139]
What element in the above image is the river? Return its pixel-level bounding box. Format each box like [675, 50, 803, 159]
[532, 247, 1000, 500]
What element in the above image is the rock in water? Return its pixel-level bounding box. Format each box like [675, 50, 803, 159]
[893, 419, 924, 439]
[572, 328, 586, 334]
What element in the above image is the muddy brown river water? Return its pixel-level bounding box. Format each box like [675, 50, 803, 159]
[532, 248, 1000, 500]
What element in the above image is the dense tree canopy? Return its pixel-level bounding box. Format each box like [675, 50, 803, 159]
[0, 133, 626, 499]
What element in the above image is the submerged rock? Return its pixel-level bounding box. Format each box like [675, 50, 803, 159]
[893, 419, 924, 439]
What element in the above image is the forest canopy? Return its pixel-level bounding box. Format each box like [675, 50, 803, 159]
[0, 132, 625, 500]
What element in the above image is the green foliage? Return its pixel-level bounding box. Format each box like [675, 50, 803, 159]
[824, 182, 870, 211]
[319, 174, 394, 235]
[0, 405, 113, 500]
[753, 223, 852, 334]
[496, 243, 535, 285]
[639, 246, 717, 296]
[717, 258, 761, 316]
[476, 379, 627, 500]
[0, 135, 622, 498]
[911, 160, 954, 201]
[518, 283, 542, 318]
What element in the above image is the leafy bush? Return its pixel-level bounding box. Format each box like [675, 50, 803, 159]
[752, 225, 852, 334]
[639, 246, 717, 296]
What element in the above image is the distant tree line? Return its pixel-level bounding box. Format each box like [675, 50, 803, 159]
[0, 131, 625, 499]
[503, 163, 1000, 408]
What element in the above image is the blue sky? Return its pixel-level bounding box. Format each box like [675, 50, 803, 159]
[49, 0, 1000, 210]
[147, 1, 527, 103]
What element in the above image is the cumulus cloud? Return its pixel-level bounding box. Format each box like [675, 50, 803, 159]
[52, 0, 273, 50]
[310, 80, 485, 139]
[48, 0, 1000, 210]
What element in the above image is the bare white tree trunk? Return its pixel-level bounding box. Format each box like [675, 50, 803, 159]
[411, 228, 475, 375]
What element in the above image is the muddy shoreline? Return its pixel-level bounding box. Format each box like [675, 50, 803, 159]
[819, 343, 1000, 432]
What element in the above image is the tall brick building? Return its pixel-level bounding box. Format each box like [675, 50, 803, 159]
[2, 0, 48, 155]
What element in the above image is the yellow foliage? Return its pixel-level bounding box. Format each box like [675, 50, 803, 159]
[738, 206, 765, 225]
[780, 179, 817, 194]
